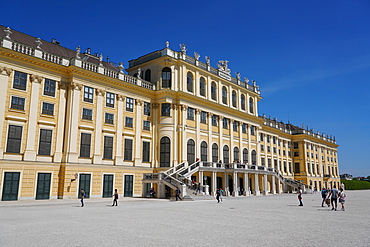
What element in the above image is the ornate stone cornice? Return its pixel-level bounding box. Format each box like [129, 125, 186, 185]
[0, 66, 13, 76]
[30, 74, 44, 84]
[95, 88, 105, 96]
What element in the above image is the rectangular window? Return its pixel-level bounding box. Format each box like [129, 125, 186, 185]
[187, 107, 194, 120]
[267, 146, 271, 153]
[80, 133, 91, 157]
[124, 139, 133, 161]
[144, 102, 151, 116]
[273, 147, 277, 153]
[260, 133, 264, 141]
[212, 115, 218, 127]
[82, 108, 93, 120]
[106, 92, 115, 108]
[44, 79, 56, 97]
[233, 121, 238, 132]
[142, 141, 150, 162]
[143, 120, 150, 131]
[273, 136, 276, 144]
[125, 117, 133, 127]
[223, 118, 228, 129]
[10, 96, 25, 110]
[200, 111, 207, 124]
[83, 86, 94, 103]
[6, 125, 22, 153]
[293, 142, 299, 149]
[42, 102, 54, 115]
[294, 163, 300, 173]
[261, 144, 264, 151]
[105, 113, 114, 124]
[267, 135, 270, 143]
[103, 136, 113, 159]
[38, 129, 52, 155]
[250, 126, 255, 135]
[13, 71, 27, 91]
[261, 157, 265, 166]
[161, 103, 170, 116]
[294, 151, 299, 157]
[242, 123, 247, 134]
[126, 97, 134, 112]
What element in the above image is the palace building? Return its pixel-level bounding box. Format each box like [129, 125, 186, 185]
[0, 26, 340, 201]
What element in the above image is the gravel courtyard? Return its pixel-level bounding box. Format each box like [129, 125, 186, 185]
[0, 190, 369, 247]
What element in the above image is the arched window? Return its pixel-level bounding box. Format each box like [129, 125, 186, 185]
[249, 97, 254, 114]
[232, 90, 237, 107]
[241, 94, 245, 110]
[211, 82, 217, 100]
[243, 148, 248, 163]
[212, 143, 218, 162]
[160, 137, 171, 167]
[200, 77, 206, 96]
[233, 147, 239, 162]
[145, 69, 151, 82]
[200, 141, 208, 161]
[223, 145, 229, 164]
[222, 86, 227, 104]
[187, 139, 195, 164]
[187, 72, 193, 92]
[251, 150, 257, 165]
[162, 67, 171, 88]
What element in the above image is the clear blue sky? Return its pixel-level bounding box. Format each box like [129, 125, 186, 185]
[2, 0, 370, 176]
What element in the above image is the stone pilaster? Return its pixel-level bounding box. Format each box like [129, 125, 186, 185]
[54, 81, 67, 162]
[115, 94, 124, 165]
[93, 88, 105, 164]
[0, 67, 13, 158]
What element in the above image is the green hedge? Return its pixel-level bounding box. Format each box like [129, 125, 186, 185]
[341, 179, 370, 190]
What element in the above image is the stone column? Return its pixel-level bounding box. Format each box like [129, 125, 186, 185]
[115, 94, 124, 165]
[208, 113, 212, 163]
[93, 89, 105, 164]
[172, 103, 178, 166]
[54, 81, 67, 162]
[218, 115, 223, 162]
[151, 103, 159, 167]
[0, 67, 12, 159]
[263, 174, 268, 195]
[232, 172, 238, 196]
[181, 105, 188, 163]
[254, 173, 260, 196]
[244, 172, 250, 196]
[271, 175, 276, 194]
[212, 171, 217, 196]
[224, 172, 229, 196]
[24, 74, 43, 161]
[195, 108, 201, 159]
[134, 99, 143, 166]
[199, 170, 204, 187]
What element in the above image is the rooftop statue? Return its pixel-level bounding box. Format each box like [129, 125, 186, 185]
[205, 56, 211, 66]
[165, 41, 170, 48]
[179, 43, 187, 54]
[76, 45, 81, 58]
[217, 60, 231, 75]
[194, 52, 200, 60]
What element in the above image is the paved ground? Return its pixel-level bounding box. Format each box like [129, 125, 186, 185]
[0, 190, 369, 247]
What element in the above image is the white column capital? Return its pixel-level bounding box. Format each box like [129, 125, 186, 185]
[0, 66, 13, 76]
[30, 74, 44, 84]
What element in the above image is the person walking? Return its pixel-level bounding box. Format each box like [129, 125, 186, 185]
[321, 188, 328, 207]
[80, 189, 85, 207]
[219, 188, 224, 203]
[216, 189, 220, 203]
[298, 187, 303, 206]
[112, 189, 118, 206]
[328, 185, 339, 211]
[175, 187, 182, 201]
[195, 183, 201, 195]
[338, 188, 346, 211]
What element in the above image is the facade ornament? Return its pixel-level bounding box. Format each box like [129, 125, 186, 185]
[217, 60, 231, 75]
[244, 77, 249, 84]
[57, 81, 68, 90]
[194, 52, 200, 61]
[165, 41, 170, 48]
[137, 67, 142, 79]
[35, 38, 42, 49]
[86, 48, 91, 54]
[95, 88, 105, 96]
[116, 94, 125, 101]
[135, 99, 143, 106]
[195, 108, 201, 114]
[252, 80, 257, 86]
[70, 82, 83, 91]
[180, 104, 188, 111]
[152, 103, 159, 109]
[0, 66, 13, 76]
[205, 56, 211, 66]
[76, 46, 81, 59]
[118, 62, 124, 72]
[179, 43, 187, 54]
[99, 53, 103, 65]
[172, 103, 178, 110]
[30, 74, 44, 84]
[4, 27, 12, 39]
[236, 72, 241, 81]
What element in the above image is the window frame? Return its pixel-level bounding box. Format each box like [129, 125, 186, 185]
[10, 96, 25, 110]
[83, 86, 94, 103]
[13, 71, 27, 91]
[43, 78, 56, 97]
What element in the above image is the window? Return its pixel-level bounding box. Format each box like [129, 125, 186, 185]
[187, 107, 194, 120]
[187, 139, 195, 164]
[144, 102, 151, 116]
[187, 72, 193, 92]
[161, 103, 170, 116]
[222, 86, 227, 104]
[10, 96, 25, 110]
[249, 97, 254, 113]
[200, 111, 207, 124]
[144, 69, 151, 82]
[267, 135, 270, 143]
[267, 146, 271, 153]
[13, 71, 27, 91]
[273, 136, 276, 144]
[223, 145, 229, 164]
[82, 108, 92, 120]
[211, 82, 217, 100]
[232, 91, 237, 107]
[212, 143, 218, 162]
[251, 150, 257, 165]
[242, 123, 247, 134]
[233, 147, 239, 162]
[38, 129, 52, 155]
[250, 126, 255, 135]
[200, 141, 207, 161]
[260, 133, 264, 141]
[233, 121, 238, 132]
[103, 136, 113, 159]
[126, 97, 134, 112]
[160, 137, 171, 167]
[293, 142, 299, 149]
[212, 115, 218, 126]
[44, 79, 56, 97]
[294, 151, 299, 157]
[143, 120, 150, 131]
[273, 147, 277, 153]
[142, 141, 150, 162]
[241, 94, 245, 110]
[261, 144, 264, 151]
[84, 86, 94, 103]
[42, 102, 54, 115]
[261, 157, 265, 166]
[294, 163, 300, 173]
[223, 118, 228, 129]
[243, 148, 248, 163]
[80, 133, 91, 157]
[105, 113, 114, 124]
[125, 117, 133, 127]
[200, 77, 206, 96]
[6, 125, 22, 153]
[162, 67, 171, 88]
[124, 139, 133, 161]
[106, 92, 115, 108]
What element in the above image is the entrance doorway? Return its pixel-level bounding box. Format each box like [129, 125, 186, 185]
[36, 173, 51, 200]
[78, 174, 91, 198]
[103, 174, 114, 198]
[1, 172, 20, 201]
[124, 175, 134, 197]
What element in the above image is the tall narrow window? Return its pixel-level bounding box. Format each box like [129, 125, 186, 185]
[6, 125, 22, 153]
[162, 67, 171, 88]
[243, 148, 248, 163]
[187, 72, 193, 92]
[142, 141, 150, 162]
[161, 103, 170, 116]
[251, 150, 257, 165]
[233, 121, 238, 132]
[143, 120, 150, 131]
[200, 77, 206, 96]
[84, 86, 94, 103]
[222, 86, 227, 104]
[80, 133, 91, 157]
[44, 79, 56, 97]
[223, 118, 228, 129]
[187, 107, 194, 120]
[124, 139, 133, 161]
[106, 92, 115, 108]
[200, 111, 207, 124]
[232, 90, 237, 107]
[144, 69, 151, 82]
[126, 97, 134, 112]
[144, 102, 151, 116]
[200, 141, 208, 161]
[38, 129, 52, 155]
[223, 145, 229, 164]
[242, 123, 247, 134]
[187, 139, 195, 164]
[241, 94, 245, 110]
[211, 82, 217, 100]
[249, 97, 254, 114]
[160, 137, 170, 167]
[212, 115, 218, 126]
[233, 147, 239, 162]
[13, 71, 27, 91]
[212, 143, 218, 162]
[103, 136, 113, 159]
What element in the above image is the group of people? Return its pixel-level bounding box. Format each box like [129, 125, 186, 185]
[215, 188, 224, 203]
[298, 185, 346, 211]
[79, 188, 119, 207]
